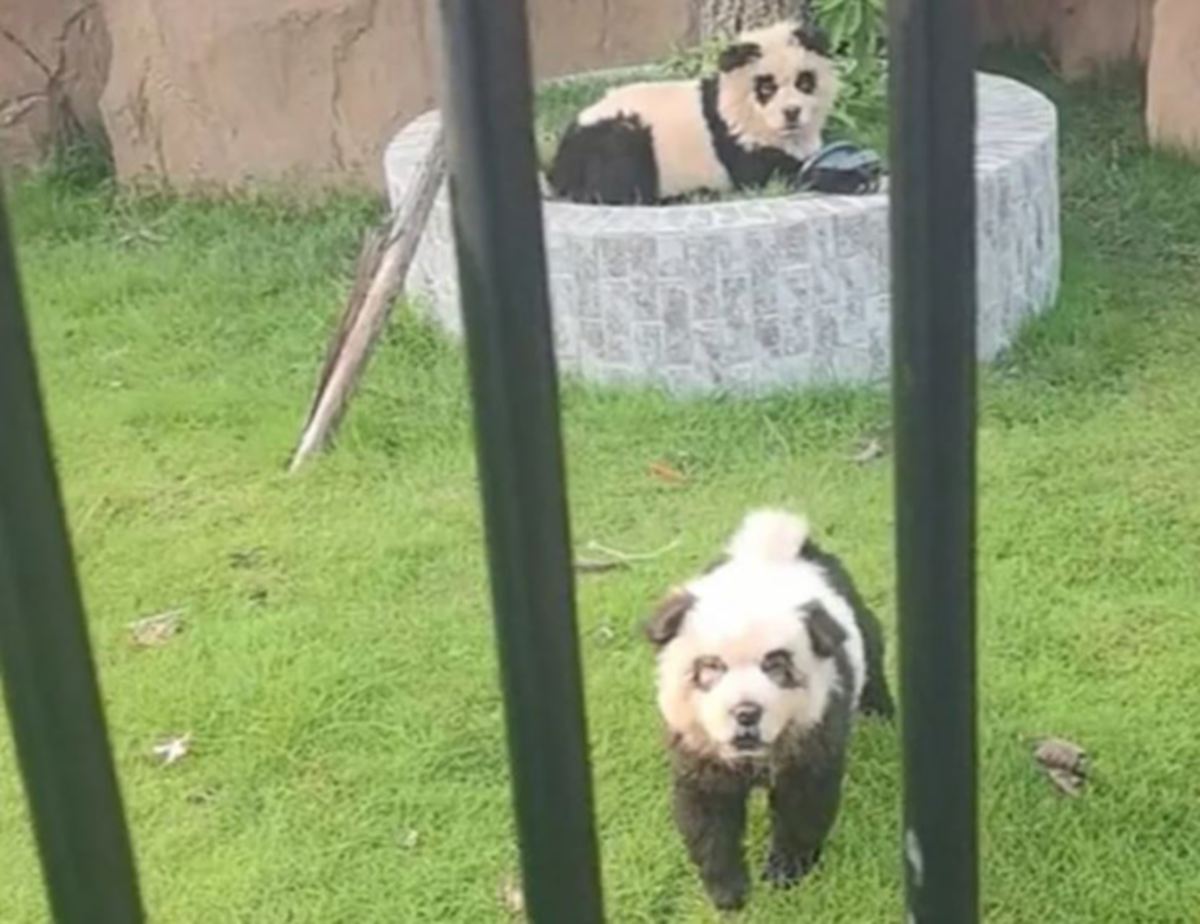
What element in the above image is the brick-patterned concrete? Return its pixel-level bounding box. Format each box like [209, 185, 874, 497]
[385, 73, 1060, 394]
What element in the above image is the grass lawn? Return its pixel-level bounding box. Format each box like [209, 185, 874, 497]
[3, 57, 1200, 922]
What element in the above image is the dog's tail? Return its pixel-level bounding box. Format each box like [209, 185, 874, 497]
[726, 509, 810, 564]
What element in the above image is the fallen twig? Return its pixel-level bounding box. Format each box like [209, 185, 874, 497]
[574, 558, 630, 574]
[648, 460, 687, 484]
[583, 537, 681, 564]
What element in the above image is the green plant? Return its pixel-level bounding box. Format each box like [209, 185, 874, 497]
[812, 0, 887, 145]
[660, 37, 727, 80]
[814, 0, 885, 70]
[43, 133, 114, 192]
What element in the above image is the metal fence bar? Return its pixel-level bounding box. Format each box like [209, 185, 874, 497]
[887, 0, 980, 921]
[435, 2, 605, 921]
[0, 187, 144, 922]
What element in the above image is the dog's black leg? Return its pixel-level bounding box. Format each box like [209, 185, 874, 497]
[857, 612, 896, 720]
[673, 777, 750, 910]
[764, 733, 847, 888]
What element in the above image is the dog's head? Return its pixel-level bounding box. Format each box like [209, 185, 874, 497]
[715, 19, 839, 156]
[646, 563, 848, 762]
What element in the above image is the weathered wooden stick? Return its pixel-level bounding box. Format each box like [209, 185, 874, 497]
[289, 131, 445, 472]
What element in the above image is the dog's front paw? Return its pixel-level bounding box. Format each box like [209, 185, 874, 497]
[704, 869, 749, 911]
[762, 847, 820, 889]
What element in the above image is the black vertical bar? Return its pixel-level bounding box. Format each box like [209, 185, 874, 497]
[0, 187, 144, 922]
[435, 2, 605, 922]
[887, 0, 980, 921]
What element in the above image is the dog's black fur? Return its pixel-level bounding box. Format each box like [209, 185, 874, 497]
[801, 537, 896, 719]
[648, 535, 893, 910]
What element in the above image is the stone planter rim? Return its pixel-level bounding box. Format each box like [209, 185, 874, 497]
[386, 69, 1061, 395]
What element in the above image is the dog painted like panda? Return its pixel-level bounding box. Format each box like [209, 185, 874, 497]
[644, 509, 894, 910]
[548, 20, 839, 204]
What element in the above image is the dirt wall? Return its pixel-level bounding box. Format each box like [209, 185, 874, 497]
[980, 0, 1156, 78]
[0, 0, 109, 168]
[4, 0, 1199, 188]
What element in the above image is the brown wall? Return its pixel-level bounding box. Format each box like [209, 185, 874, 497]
[979, 0, 1155, 79]
[4, 0, 1199, 187]
[1146, 0, 1200, 154]
[0, 0, 109, 168]
[5, 0, 692, 190]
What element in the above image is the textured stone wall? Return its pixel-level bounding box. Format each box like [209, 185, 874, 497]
[388, 73, 1061, 394]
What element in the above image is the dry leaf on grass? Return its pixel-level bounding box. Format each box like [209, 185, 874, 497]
[1033, 736, 1089, 797]
[398, 829, 421, 850]
[498, 874, 525, 915]
[850, 438, 886, 465]
[648, 461, 686, 485]
[152, 733, 193, 767]
[129, 609, 185, 648]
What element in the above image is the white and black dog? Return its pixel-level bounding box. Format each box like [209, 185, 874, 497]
[645, 509, 893, 910]
[549, 20, 839, 204]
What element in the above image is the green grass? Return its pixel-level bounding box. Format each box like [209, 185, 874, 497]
[3, 56, 1200, 922]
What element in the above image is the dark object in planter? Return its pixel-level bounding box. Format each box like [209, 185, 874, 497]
[798, 141, 883, 195]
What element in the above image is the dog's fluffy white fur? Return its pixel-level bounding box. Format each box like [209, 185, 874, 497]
[714, 20, 840, 160]
[655, 509, 866, 761]
[548, 19, 838, 203]
[646, 508, 892, 909]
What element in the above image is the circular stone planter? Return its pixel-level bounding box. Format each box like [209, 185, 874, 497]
[385, 72, 1060, 394]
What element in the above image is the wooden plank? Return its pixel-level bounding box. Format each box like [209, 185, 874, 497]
[289, 130, 445, 471]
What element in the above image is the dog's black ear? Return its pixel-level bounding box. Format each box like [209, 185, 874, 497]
[645, 590, 696, 648]
[718, 41, 762, 73]
[793, 21, 831, 57]
[802, 601, 846, 658]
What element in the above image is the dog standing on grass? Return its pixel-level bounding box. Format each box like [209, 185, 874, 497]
[644, 510, 894, 910]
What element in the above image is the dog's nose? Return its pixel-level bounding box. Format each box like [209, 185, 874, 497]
[733, 703, 762, 727]
[784, 106, 801, 125]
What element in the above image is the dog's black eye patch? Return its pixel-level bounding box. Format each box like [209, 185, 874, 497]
[796, 70, 817, 94]
[762, 649, 804, 688]
[692, 656, 727, 691]
[754, 75, 778, 105]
